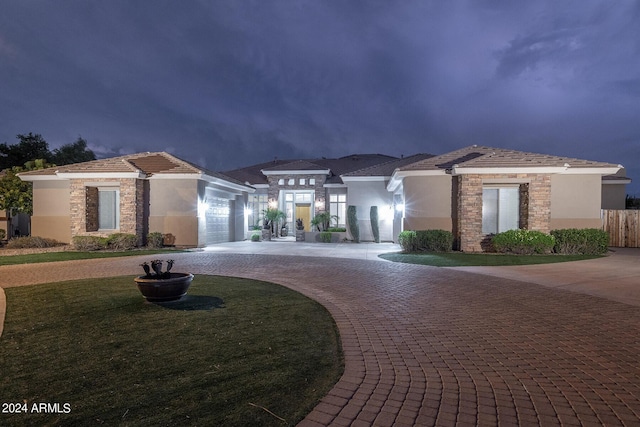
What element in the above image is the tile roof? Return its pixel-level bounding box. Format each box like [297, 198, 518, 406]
[223, 154, 397, 185]
[262, 160, 328, 172]
[343, 153, 435, 177]
[17, 152, 247, 186]
[399, 145, 620, 171]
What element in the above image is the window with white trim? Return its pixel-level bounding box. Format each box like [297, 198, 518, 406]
[329, 194, 347, 227]
[482, 187, 519, 234]
[247, 194, 268, 229]
[98, 188, 120, 230]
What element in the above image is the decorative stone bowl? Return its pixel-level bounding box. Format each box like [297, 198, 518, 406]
[134, 273, 194, 302]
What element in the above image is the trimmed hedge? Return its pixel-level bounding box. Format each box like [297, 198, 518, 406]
[147, 232, 164, 249]
[5, 236, 63, 249]
[72, 236, 108, 251]
[319, 232, 332, 243]
[72, 233, 138, 251]
[551, 228, 609, 255]
[398, 229, 453, 252]
[491, 229, 555, 254]
[106, 233, 138, 250]
[327, 227, 346, 232]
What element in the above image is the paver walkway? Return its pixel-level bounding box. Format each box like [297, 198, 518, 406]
[1, 250, 640, 425]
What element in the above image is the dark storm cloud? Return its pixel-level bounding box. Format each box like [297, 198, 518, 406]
[1, 1, 639, 192]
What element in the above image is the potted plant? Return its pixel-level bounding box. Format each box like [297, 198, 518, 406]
[134, 260, 194, 302]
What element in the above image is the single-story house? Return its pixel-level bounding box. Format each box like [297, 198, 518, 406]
[387, 145, 629, 251]
[19, 146, 630, 250]
[18, 152, 253, 247]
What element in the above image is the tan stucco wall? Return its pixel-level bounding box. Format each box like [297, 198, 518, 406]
[31, 216, 72, 243]
[403, 217, 452, 232]
[148, 216, 198, 247]
[550, 218, 602, 230]
[550, 175, 601, 221]
[31, 180, 72, 242]
[148, 179, 198, 246]
[602, 184, 627, 210]
[402, 175, 453, 232]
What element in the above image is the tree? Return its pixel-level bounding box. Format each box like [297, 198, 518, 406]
[0, 133, 96, 170]
[0, 133, 51, 170]
[52, 137, 96, 165]
[0, 159, 54, 217]
[0, 166, 35, 216]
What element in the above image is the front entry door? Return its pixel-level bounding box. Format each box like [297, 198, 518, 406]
[295, 204, 311, 231]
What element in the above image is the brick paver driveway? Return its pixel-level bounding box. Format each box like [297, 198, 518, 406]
[2, 252, 640, 426]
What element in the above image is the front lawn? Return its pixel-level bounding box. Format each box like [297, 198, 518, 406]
[0, 249, 186, 266]
[379, 252, 602, 267]
[0, 275, 343, 426]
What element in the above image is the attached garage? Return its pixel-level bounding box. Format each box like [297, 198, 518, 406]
[205, 196, 232, 245]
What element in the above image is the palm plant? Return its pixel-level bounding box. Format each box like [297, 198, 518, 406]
[311, 211, 338, 231]
[263, 208, 286, 237]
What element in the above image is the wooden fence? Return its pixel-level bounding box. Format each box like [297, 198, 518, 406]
[602, 209, 640, 248]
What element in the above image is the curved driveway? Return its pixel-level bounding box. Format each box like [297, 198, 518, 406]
[1, 244, 640, 426]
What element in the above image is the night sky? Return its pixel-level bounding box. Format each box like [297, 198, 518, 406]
[2, 1, 639, 194]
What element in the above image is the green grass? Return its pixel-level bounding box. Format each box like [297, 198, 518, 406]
[0, 249, 186, 266]
[0, 276, 343, 426]
[379, 251, 602, 267]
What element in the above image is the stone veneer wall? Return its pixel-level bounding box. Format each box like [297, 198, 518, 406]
[266, 174, 328, 214]
[457, 173, 551, 252]
[70, 178, 146, 245]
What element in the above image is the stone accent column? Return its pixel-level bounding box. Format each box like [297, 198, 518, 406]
[527, 175, 552, 233]
[68, 178, 147, 246]
[456, 173, 552, 252]
[457, 174, 483, 252]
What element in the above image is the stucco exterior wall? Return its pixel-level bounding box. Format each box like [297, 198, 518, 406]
[601, 183, 627, 210]
[148, 179, 199, 247]
[402, 175, 453, 233]
[551, 174, 601, 219]
[345, 180, 394, 241]
[31, 180, 72, 243]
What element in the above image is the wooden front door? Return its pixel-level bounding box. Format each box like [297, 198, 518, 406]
[295, 204, 311, 231]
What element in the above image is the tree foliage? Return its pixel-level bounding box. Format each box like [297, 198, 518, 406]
[0, 133, 96, 170]
[0, 133, 96, 218]
[0, 166, 34, 215]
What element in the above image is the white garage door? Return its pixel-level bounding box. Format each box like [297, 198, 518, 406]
[205, 197, 231, 244]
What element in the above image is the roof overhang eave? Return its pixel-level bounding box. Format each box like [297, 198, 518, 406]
[261, 169, 330, 176]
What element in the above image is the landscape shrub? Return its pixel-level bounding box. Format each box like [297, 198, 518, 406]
[327, 227, 346, 232]
[398, 230, 417, 252]
[250, 233, 260, 242]
[398, 230, 453, 252]
[551, 228, 609, 255]
[491, 229, 555, 254]
[319, 231, 332, 243]
[72, 236, 108, 251]
[370, 206, 380, 243]
[7, 236, 63, 249]
[147, 232, 164, 249]
[415, 230, 454, 252]
[105, 233, 138, 250]
[347, 206, 360, 243]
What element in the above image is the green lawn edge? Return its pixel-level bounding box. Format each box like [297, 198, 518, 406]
[379, 251, 602, 267]
[0, 249, 187, 266]
[0, 275, 343, 426]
